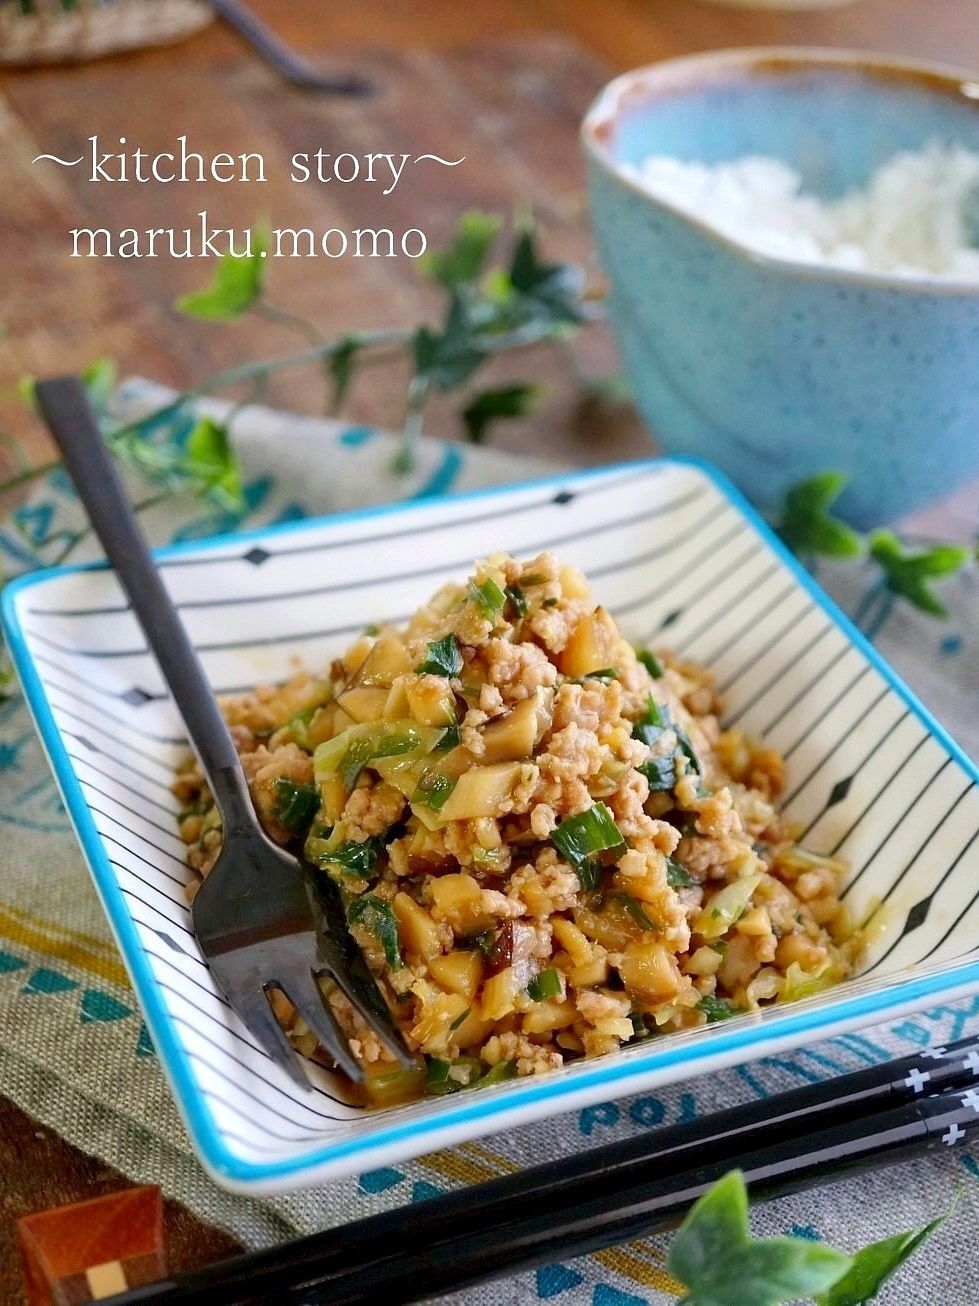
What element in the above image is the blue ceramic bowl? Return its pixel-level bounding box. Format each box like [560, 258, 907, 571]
[582, 48, 979, 526]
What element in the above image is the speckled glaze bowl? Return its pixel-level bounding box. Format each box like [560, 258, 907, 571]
[582, 48, 979, 526]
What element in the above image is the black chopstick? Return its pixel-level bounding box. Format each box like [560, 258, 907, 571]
[112, 1038, 979, 1305]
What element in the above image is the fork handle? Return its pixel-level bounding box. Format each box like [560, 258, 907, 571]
[35, 377, 253, 825]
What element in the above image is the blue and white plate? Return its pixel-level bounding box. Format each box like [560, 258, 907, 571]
[3, 458, 978, 1193]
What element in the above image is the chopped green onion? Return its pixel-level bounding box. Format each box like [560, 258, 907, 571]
[527, 967, 562, 1001]
[449, 1005, 471, 1031]
[541, 597, 559, 609]
[632, 695, 703, 781]
[568, 667, 620, 684]
[636, 693, 667, 731]
[285, 705, 317, 750]
[416, 634, 464, 678]
[311, 834, 385, 880]
[433, 723, 461, 753]
[412, 773, 457, 812]
[469, 577, 507, 619]
[698, 994, 737, 1023]
[363, 622, 380, 636]
[425, 1054, 481, 1095]
[347, 895, 403, 968]
[666, 858, 694, 888]
[519, 572, 547, 586]
[614, 893, 658, 931]
[674, 722, 702, 778]
[465, 928, 497, 956]
[272, 779, 320, 834]
[339, 730, 420, 789]
[424, 1056, 456, 1095]
[505, 584, 528, 617]
[636, 647, 665, 678]
[551, 802, 626, 889]
[472, 846, 507, 871]
[474, 1059, 517, 1089]
[640, 754, 677, 792]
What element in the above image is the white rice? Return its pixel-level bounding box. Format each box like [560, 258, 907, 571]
[625, 144, 979, 279]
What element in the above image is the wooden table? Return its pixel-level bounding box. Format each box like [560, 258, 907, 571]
[0, 0, 976, 1294]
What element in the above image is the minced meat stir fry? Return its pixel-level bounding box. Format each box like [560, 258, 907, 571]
[174, 552, 860, 1107]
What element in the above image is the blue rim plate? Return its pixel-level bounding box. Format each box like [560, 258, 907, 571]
[4, 456, 978, 1194]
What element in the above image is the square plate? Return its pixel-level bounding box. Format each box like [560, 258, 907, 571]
[4, 458, 979, 1194]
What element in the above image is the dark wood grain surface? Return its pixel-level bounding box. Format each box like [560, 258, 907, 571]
[0, 1, 976, 1297]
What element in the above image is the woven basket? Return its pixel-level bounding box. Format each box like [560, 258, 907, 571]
[0, 0, 213, 67]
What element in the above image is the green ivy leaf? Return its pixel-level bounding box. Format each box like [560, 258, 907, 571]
[868, 530, 971, 618]
[419, 212, 501, 289]
[508, 228, 585, 327]
[815, 1198, 957, 1306]
[776, 472, 863, 560]
[19, 357, 117, 415]
[462, 383, 538, 444]
[183, 417, 243, 510]
[668, 1171, 851, 1306]
[328, 335, 362, 411]
[412, 295, 486, 390]
[176, 229, 267, 319]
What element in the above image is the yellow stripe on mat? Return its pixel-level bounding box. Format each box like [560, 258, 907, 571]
[0, 905, 130, 988]
[593, 1246, 683, 1295]
[420, 1142, 682, 1296]
[1, 900, 120, 957]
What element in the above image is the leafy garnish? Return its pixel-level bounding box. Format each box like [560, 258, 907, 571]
[462, 383, 537, 444]
[667, 1170, 951, 1306]
[527, 967, 562, 1001]
[815, 1196, 958, 1305]
[272, 779, 320, 835]
[668, 1171, 851, 1306]
[418, 212, 501, 289]
[698, 994, 737, 1023]
[183, 416, 243, 511]
[328, 335, 362, 411]
[636, 647, 665, 678]
[347, 895, 403, 969]
[868, 530, 971, 618]
[176, 230, 267, 318]
[469, 577, 507, 620]
[776, 472, 863, 561]
[551, 802, 626, 890]
[666, 858, 695, 889]
[416, 635, 464, 678]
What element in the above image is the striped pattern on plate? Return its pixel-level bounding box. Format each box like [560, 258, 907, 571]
[4, 458, 978, 1192]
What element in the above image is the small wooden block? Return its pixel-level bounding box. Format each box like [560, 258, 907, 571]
[17, 1186, 166, 1305]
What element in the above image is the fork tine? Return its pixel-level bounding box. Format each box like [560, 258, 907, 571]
[284, 974, 365, 1084]
[235, 987, 311, 1092]
[327, 949, 415, 1070]
[312, 874, 415, 1068]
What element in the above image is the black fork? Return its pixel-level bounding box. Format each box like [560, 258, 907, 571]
[35, 377, 411, 1090]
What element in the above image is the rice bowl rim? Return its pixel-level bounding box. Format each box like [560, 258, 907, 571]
[582, 45, 979, 298]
